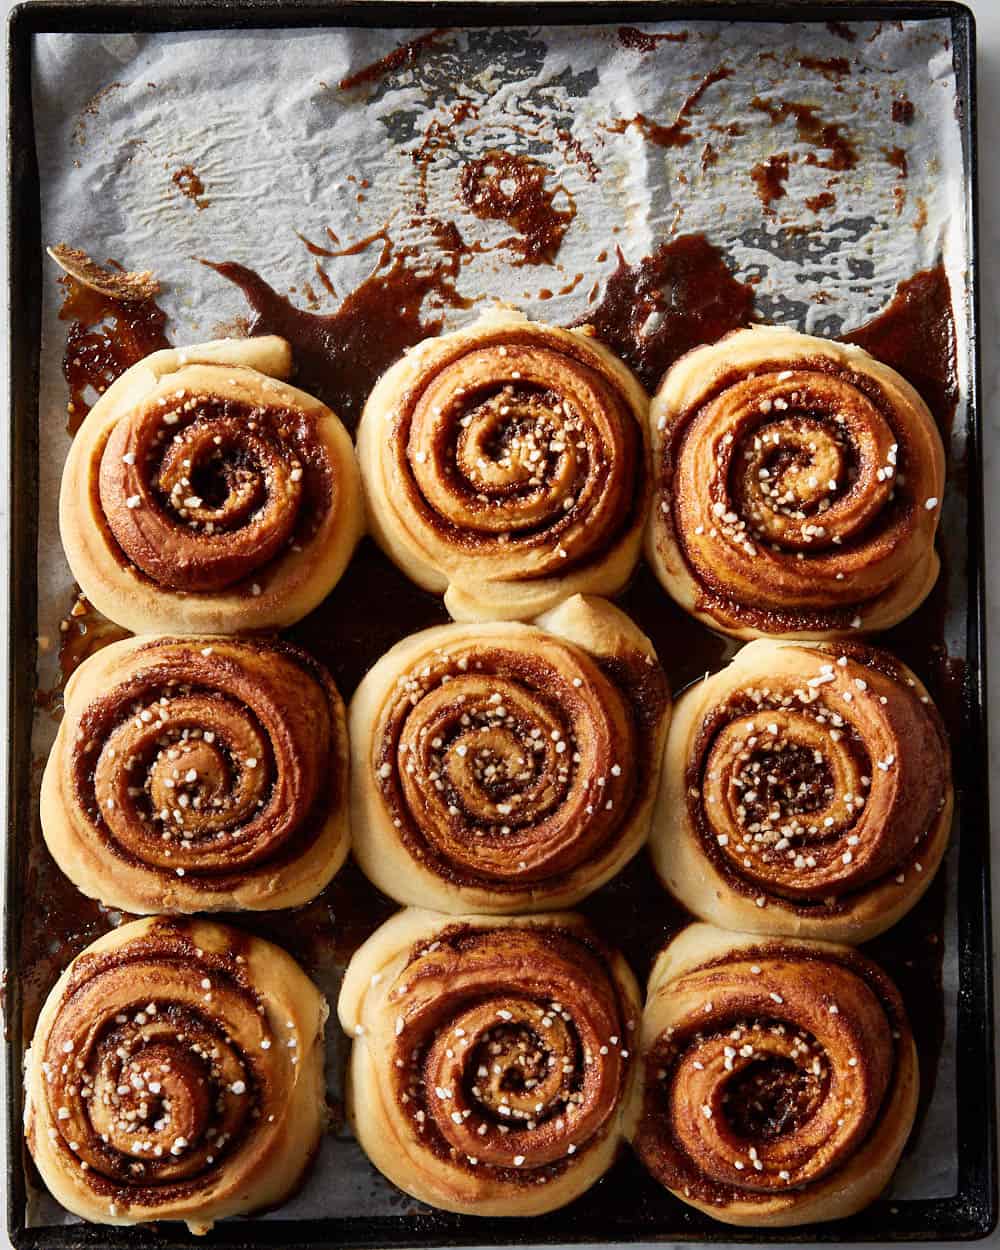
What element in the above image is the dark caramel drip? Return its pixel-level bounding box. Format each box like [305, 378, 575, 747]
[171, 165, 209, 210]
[750, 153, 790, 208]
[573, 234, 755, 393]
[805, 191, 837, 213]
[892, 96, 915, 125]
[616, 26, 689, 52]
[843, 263, 957, 436]
[204, 242, 470, 431]
[608, 66, 732, 149]
[59, 276, 171, 433]
[798, 55, 850, 77]
[883, 146, 908, 179]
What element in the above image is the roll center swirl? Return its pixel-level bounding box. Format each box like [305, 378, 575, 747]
[100, 394, 320, 593]
[380, 644, 636, 885]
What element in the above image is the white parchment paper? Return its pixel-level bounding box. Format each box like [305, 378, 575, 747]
[26, 16, 969, 1228]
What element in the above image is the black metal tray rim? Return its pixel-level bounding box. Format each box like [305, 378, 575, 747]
[4, 1, 993, 1246]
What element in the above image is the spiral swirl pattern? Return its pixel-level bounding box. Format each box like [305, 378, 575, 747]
[25, 917, 327, 1233]
[339, 909, 640, 1215]
[627, 925, 917, 1226]
[358, 309, 650, 621]
[60, 337, 363, 633]
[351, 598, 671, 912]
[101, 394, 312, 592]
[650, 638, 951, 942]
[646, 327, 945, 638]
[41, 635, 349, 913]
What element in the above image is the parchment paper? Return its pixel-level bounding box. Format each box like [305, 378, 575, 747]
[26, 16, 969, 1227]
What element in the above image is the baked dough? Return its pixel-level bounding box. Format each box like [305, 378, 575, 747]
[357, 308, 650, 621]
[625, 923, 918, 1226]
[60, 336, 363, 633]
[350, 595, 671, 912]
[25, 916, 327, 1233]
[339, 908, 640, 1215]
[649, 638, 951, 942]
[645, 326, 945, 639]
[41, 634, 349, 912]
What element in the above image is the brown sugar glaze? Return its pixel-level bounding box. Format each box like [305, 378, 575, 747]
[36, 215, 959, 1167]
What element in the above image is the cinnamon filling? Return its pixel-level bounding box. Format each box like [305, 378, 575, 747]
[377, 642, 637, 888]
[98, 393, 332, 594]
[70, 642, 340, 884]
[722, 1050, 825, 1141]
[387, 924, 631, 1175]
[395, 330, 643, 581]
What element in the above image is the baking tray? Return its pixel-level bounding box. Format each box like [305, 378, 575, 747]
[4, 1, 994, 1246]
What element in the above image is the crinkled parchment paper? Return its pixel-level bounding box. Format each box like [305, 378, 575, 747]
[26, 16, 968, 1227]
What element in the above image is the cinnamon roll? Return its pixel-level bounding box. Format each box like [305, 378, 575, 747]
[60, 337, 363, 633]
[649, 639, 951, 942]
[24, 916, 327, 1234]
[357, 308, 650, 622]
[626, 923, 918, 1226]
[338, 908, 640, 1215]
[40, 634, 349, 913]
[350, 595, 671, 913]
[646, 326, 945, 639]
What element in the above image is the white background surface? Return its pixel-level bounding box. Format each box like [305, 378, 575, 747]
[1, 0, 998, 1247]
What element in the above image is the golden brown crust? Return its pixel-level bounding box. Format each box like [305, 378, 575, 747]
[60, 338, 363, 633]
[350, 596, 671, 913]
[40, 635, 350, 913]
[645, 326, 945, 640]
[649, 638, 952, 942]
[357, 308, 650, 622]
[338, 908, 641, 1215]
[625, 924, 918, 1226]
[24, 917, 327, 1234]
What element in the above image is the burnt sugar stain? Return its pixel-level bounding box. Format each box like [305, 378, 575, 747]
[580, 852, 696, 983]
[338, 28, 449, 92]
[221, 860, 399, 977]
[609, 65, 732, 149]
[554, 128, 599, 183]
[751, 96, 858, 171]
[58, 274, 171, 434]
[826, 20, 857, 42]
[842, 263, 957, 436]
[882, 145, 909, 179]
[288, 537, 451, 701]
[458, 150, 576, 266]
[750, 153, 791, 208]
[892, 95, 916, 125]
[171, 164, 210, 211]
[805, 190, 837, 213]
[616, 26, 689, 52]
[864, 849, 948, 1141]
[573, 233, 755, 393]
[798, 54, 851, 78]
[204, 227, 471, 431]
